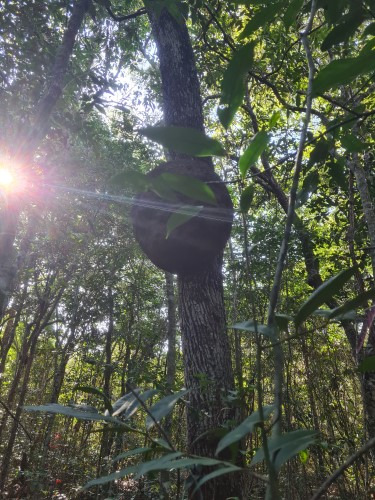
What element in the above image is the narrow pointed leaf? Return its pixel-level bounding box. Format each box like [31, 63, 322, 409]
[216, 405, 274, 455]
[139, 126, 226, 157]
[294, 267, 356, 327]
[312, 54, 375, 95]
[113, 388, 159, 419]
[192, 465, 242, 496]
[113, 447, 152, 463]
[328, 288, 375, 320]
[239, 131, 270, 178]
[166, 205, 203, 238]
[239, 3, 281, 40]
[251, 429, 317, 471]
[240, 184, 255, 213]
[146, 389, 189, 429]
[218, 42, 255, 129]
[232, 320, 276, 339]
[23, 403, 119, 424]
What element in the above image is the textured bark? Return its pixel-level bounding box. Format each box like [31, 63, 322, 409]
[146, 7, 238, 499]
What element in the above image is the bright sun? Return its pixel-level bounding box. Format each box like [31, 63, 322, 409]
[0, 168, 14, 188]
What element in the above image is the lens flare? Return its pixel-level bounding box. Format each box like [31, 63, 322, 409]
[0, 168, 13, 188]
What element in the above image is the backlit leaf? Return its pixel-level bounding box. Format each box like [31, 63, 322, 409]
[139, 126, 226, 157]
[166, 205, 203, 238]
[160, 173, 217, 205]
[146, 389, 189, 429]
[294, 267, 356, 327]
[218, 42, 255, 129]
[239, 131, 270, 178]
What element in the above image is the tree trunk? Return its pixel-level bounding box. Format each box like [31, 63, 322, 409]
[145, 7, 238, 499]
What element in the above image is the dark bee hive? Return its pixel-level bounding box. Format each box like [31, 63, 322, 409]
[131, 160, 233, 275]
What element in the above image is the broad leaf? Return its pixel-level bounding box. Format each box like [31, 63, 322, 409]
[294, 267, 356, 327]
[216, 405, 274, 455]
[166, 205, 203, 238]
[312, 54, 375, 95]
[139, 126, 226, 157]
[232, 320, 276, 339]
[146, 389, 189, 429]
[240, 184, 255, 213]
[251, 429, 317, 471]
[218, 42, 255, 129]
[340, 134, 369, 153]
[239, 131, 270, 178]
[321, 9, 364, 51]
[328, 288, 375, 320]
[358, 355, 375, 373]
[283, 0, 304, 28]
[108, 171, 149, 192]
[160, 173, 217, 205]
[239, 3, 281, 40]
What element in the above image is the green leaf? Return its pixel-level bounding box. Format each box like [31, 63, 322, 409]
[240, 184, 255, 213]
[108, 171, 150, 192]
[358, 355, 375, 373]
[294, 267, 356, 327]
[364, 22, 375, 37]
[268, 110, 281, 129]
[340, 134, 369, 153]
[216, 406, 274, 455]
[275, 314, 292, 331]
[283, 0, 304, 28]
[139, 126, 226, 157]
[251, 429, 317, 471]
[160, 173, 217, 205]
[150, 176, 179, 202]
[321, 10, 364, 51]
[296, 171, 319, 208]
[191, 465, 242, 496]
[84, 452, 183, 489]
[218, 42, 255, 129]
[146, 389, 189, 429]
[327, 159, 347, 191]
[23, 403, 120, 424]
[73, 385, 112, 413]
[112, 388, 159, 419]
[312, 54, 375, 96]
[328, 288, 375, 320]
[312, 309, 357, 321]
[239, 3, 282, 40]
[166, 205, 203, 239]
[232, 320, 276, 339]
[113, 447, 152, 463]
[239, 131, 270, 178]
[308, 139, 331, 168]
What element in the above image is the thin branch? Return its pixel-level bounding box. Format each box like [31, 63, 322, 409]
[105, 6, 146, 22]
[0, 399, 32, 441]
[311, 436, 375, 500]
[267, 0, 317, 447]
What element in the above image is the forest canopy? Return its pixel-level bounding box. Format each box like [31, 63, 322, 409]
[1, 0, 375, 498]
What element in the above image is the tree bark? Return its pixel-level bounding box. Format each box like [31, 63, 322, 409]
[145, 7, 238, 499]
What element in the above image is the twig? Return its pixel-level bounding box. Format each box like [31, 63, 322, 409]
[311, 436, 375, 500]
[266, 4, 317, 498]
[0, 399, 32, 441]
